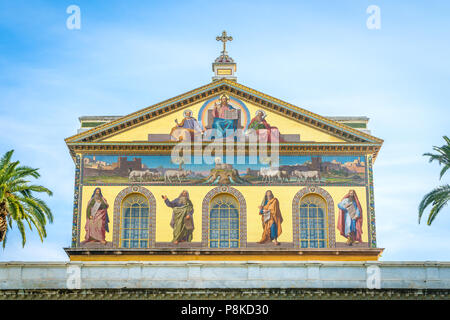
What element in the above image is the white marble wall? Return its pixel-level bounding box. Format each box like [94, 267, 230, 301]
[0, 261, 449, 290]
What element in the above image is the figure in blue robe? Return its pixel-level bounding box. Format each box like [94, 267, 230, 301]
[211, 95, 238, 139]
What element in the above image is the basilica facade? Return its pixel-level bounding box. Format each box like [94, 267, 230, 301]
[65, 32, 383, 261]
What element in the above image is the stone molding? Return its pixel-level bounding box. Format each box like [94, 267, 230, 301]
[0, 288, 448, 300]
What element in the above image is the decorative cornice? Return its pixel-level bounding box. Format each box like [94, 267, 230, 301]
[64, 247, 384, 257]
[224, 81, 383, 144]
[0, 288, 448, 300]
[65, 81, 226, 143]
[66, 142, 381, 163]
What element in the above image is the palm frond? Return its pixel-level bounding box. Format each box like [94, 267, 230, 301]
[0, 150, 54, 247]
[423, 136, 450, 170]
[25, 184, 53, 197]
[0, 184, 6, 202]
[15, 219, 26, 247]
[1, 229, 8, 248]
[6, 197, 20, 220]
[17, 196, 48, 226]
[0, 161, 20, 185]
[25, 214, 46, 242]
[441, 135, 450, 144]
[418, 184, 450, 225]
[7, 167, 40, 184]
[10, 184, 53, 199]
[31, 197, 53, 223]
[15, 166, 40, 179]
[440, 165, 450, 180]
[0, 150, 14, 172]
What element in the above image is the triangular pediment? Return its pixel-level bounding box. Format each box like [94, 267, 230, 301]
[66, 80, 383, 147]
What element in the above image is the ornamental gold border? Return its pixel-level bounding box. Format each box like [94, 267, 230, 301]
[67, 143, 381, 162]
[66, 81, 226, 143]
[72, 155, 82, 247]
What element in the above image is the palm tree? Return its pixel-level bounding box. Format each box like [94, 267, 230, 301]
[418, 136, 450, 225]
[0, 150, 53, 247]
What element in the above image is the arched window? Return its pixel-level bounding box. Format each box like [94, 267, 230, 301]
[299, 194, 328, 248]
[208, 193, 240, 248]
[120, 193, 150, 248]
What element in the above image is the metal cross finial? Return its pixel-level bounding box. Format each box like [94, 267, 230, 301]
[216, 30, 233, 55]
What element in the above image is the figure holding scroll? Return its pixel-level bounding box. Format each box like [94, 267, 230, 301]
[258, 190, 283, 245]
[337, 190, 363, 245]
[84, 187, 109, 245]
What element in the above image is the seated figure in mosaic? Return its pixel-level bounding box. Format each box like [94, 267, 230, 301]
[247, 110, 282, 143]
[170, 110, 204, 142]
[211, 95, 238, 139]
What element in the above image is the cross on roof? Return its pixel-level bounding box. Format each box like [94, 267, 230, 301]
[216, 30, 233, 55]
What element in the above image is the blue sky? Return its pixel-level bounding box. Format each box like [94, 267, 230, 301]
[0, 0, 449, 261]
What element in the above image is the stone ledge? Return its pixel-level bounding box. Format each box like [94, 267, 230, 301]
[0, 288, 448, 300]
[2, 260, 449, 267]
[64, 247, 384, 256]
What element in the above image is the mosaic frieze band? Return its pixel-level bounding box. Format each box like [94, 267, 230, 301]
[81, 153, 369, 187]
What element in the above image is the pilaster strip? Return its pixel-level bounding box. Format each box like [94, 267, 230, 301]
[71, 154, 82, 247]
[367, 155, 377, 248]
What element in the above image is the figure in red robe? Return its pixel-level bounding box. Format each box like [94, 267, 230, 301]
[247, 110, 282, 142]
[337, 190, 363, 245]
[83, 187, 109, 245]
